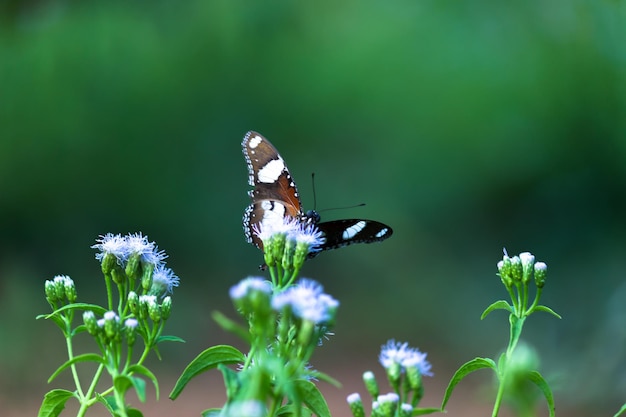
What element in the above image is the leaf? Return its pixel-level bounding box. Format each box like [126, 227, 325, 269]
[129, 376, 147, 403]
[155, 335, 186, 344]
[127, 364, 160, 400]
[201, 409, 222, 417]
[509, 315, 525, 354]
[114, 374, 133, 395]
[169, 345, 245, 400]
[211, 311, 252, 342]
[127, 408, 144, 417]
[37, 389, 77, 417]
[218, 364, 241, 399]
[480, 300, 513, 320]
[308, 370, 341, 388]
[613, 403, 626, 417]
[532, 305, 562, 319]
[527, 370, 556, 417]
[413, 407, 443, 415]
[43, 303, 108, 318]
[96, 393, 116, 413]
[276, 404, 313, 416]
[294, 379, 331, 417]
[48, 353, 105, 383]
[441, 357, 497, 410]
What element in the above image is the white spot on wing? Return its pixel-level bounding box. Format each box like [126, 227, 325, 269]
[257, 158, 285, 183]
[342, 221, 367, 240]
[260, 201, 286, 226]
[375, 228, 388, 239]
[249, 135, 263, 149]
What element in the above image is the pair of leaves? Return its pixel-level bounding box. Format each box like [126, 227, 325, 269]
[441, 357, 555, 417]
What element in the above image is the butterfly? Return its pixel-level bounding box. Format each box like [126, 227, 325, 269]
[242, 131, 393, 258]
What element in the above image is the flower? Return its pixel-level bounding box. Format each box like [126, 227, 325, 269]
[229, 277, 272, 300]
[379, 339, 432, 377]
[92, 233, 128, 264]
[291, 223, 326, 254]
[150, 264, 179, 296]
[272, 279, 339, 325]
[126, 232, 167, 265]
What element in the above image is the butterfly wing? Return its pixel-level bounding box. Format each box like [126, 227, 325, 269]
[310, 219, 393, 258]
[242, 131, 303, 250]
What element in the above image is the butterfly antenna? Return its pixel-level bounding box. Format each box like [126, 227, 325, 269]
[318, 202, 366, 214]
[311, 172, 317, 211]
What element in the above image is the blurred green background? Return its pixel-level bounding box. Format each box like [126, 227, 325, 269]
[1, 0, 625, 415]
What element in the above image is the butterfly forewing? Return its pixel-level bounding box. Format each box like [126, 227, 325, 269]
[241, 130, 393, 257]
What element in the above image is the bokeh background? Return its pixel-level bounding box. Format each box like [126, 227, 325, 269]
[1, 0, 625, 416]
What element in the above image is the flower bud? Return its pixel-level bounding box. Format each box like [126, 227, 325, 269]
[347, 393, 365, 417]
[510, 256, 523, 282]
[406, 363, 423, 394]
[148, 298, 161, 322]
[124, 318, 138, 346]
[63, 277, 77, 303]
[377, 393, 399, 417]
[103, 311, 119, 339]
[281, 236, 296, 271]
[100, 252, 117, 275]
[125, 252, 141, 281]
[385, 361, 402, 391]
[519, 252, 535, 284]
[110, 267, 126, 285]
[534, 262, 547, 288]
[127, 291, 139, 316]
[399, 403, 413, 417]
[141, 262, 155, 292]
[45, 280, 57, 303]
[161, 296, 172, 320]
[363, 371, 379, 398]
[83, 311, 98, 335]
[54, 277, 66, 301]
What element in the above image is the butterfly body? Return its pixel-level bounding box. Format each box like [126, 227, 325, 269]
[242, 131, 392, 257]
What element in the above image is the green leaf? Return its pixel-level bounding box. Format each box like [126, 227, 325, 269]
[128, 364, 160, 400]
[414, 407, 443, 415]
[114, 374, 133, 395]
[96, 393, 116, 413]
[169, 345, 245, 400]
[441, 357, 497, 410]
[308, 370, 341, 388]
[155, 334, 186, 344]
[36, 313, 66, 331]
[218, 364, 241, 399]
[276, 404, 313, 416]
[37, 389, 77, 417]
[480, 300, 513, 319]
[48, 353, 105, 383]
[613, 403, 626, 417]
[43, 303, 108, 318]
[293, 379, 331, 417]
[127, 408, 144, 417]
[509, 315, 525, 354]
[201, 409, 222, 417]
[211, 311, 252, 342]
[527, 370, 556, 417]
[532, 305, 562, 319]
[129, 376, 147, 403]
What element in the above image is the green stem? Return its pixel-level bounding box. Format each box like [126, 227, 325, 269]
[64, 316, 84, 399]
[76, 363, 106, 417]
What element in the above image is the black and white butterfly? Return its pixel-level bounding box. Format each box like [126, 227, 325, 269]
[242, 131, 392, 258]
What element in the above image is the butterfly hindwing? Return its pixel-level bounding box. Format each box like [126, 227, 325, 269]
[312, 219, 393, 257]
[242, 130, 393, 257]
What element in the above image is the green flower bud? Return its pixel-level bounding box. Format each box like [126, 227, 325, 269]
[103, 311, 119, 339]
[54, 278, 66, 301]
[347, 393, 365, 417]
[148, 298, 161, 322]
[510, 255, 523, 282]
[534, 262, 547, 288]
[141, 262, 155, 292]
[124, 318, 138, 346]
[127, 291, 139, 316]
[125, 252, 141, 281]
[110, 266, 126, 285]
[377, 393, 399, 417]
[281, 236, 297, 271]
[161, 296, 172, 320]
[363, 371, 379, 398]
[64, 278, 77, 303]
[519, 252, 535, 284]
[406, 364, 423, 393]
[83, 311, 98, 335]
[386, 361, 402, 391]
[399, 403, 413, 417]
[45, 280, 57, 303]
[101, 252, 117, 275]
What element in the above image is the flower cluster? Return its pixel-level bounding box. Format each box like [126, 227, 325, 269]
[92, 232, 179, 298]
[44, 275, 77, 306]
[252, 217, 325, 287]
[348, 340, 433, 417]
